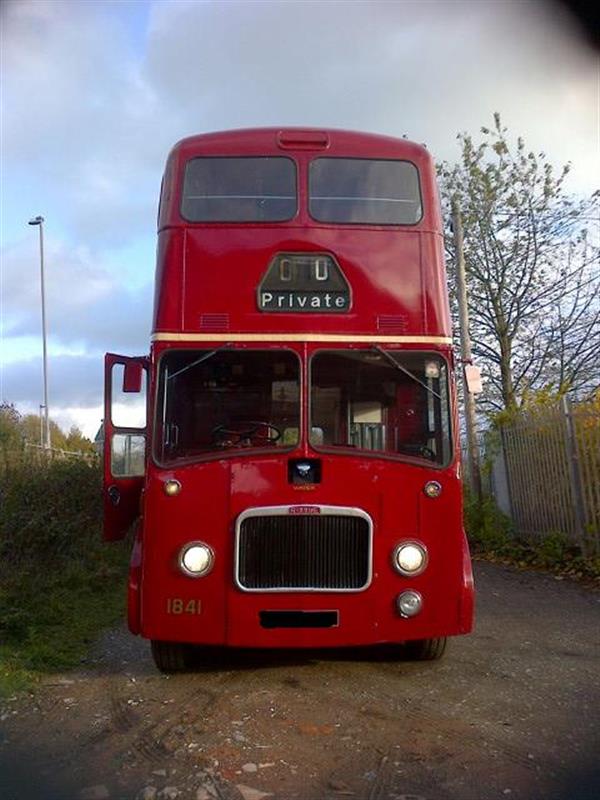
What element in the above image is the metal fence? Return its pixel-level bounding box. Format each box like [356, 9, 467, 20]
[0, 443, 98, 473]
[486, 399, 600, 556]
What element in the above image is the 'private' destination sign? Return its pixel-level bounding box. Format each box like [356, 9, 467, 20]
[260, 291, 348, 311]
[258, 252, 351, 314]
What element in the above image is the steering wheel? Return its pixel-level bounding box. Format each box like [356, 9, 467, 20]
[398, 443, 436, 461]
[212, 421, 282, 447]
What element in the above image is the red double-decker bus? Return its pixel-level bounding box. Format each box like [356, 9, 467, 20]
[103, 128, 474, 672]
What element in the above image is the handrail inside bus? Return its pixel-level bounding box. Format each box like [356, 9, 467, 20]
[167, 344, 233, 381]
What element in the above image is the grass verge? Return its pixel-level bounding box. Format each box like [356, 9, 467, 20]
[0, 545, 128, 697]
[0, 546, 129, 697]
[0, 457, 130, 698]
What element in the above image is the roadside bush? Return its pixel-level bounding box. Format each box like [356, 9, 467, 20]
[536, 531, 571, 566]
[0, 456, 129, 695]
[464, 488, 600, 582]
[463, 490, 513, 552]
[0, 457, 103, 568]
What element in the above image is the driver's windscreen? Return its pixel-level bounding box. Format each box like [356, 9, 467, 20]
[156, 350, 300, 463]
[310, 350, 451, 465]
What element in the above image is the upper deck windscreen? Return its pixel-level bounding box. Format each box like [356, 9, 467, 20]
[181, 157, 296, 222]
[309, 158, 422, 225]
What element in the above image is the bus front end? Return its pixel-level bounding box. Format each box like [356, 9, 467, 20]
[134, 342, 473, 663]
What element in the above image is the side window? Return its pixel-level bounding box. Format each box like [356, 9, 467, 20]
[111, 434, 146, 477]
[110, 363, 147, 477]
[111, 363, 147, 428]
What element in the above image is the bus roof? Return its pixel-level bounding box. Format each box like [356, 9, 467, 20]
[169, 128, 433, 166]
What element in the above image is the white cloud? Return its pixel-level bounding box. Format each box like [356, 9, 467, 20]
[53, 404, 104, 441]
[143, 0, 598, 191]
[1, 353, 103, 410]
[3, 0, 598, 254]
[1, 236, 152, 350]
[2, 0, 170, 246]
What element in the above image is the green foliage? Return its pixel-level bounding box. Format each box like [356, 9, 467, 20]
[0, 401, 96, 458]
[0, 459, 103, 566]
[0, 403, 23, 453]
[464, 490, 513, 551]
[438, 114, 599, 413]
[0, 459, 128, 697]
[464, 489, 600, 583]
[536, 531, 570, 566]
[0, 552, 127, 694]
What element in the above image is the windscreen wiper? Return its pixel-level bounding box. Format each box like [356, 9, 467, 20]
[374, 346, 442, 400]
[168, 343, 233, 381]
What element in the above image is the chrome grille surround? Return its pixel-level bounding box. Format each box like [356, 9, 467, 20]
[234, 505, 373, 593]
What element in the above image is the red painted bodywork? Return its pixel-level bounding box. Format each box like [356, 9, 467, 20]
[104, 128, 474, 647]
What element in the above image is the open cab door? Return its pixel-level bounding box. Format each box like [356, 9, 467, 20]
[103, 353, 149, 541]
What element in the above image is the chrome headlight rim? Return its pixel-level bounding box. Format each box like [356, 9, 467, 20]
[179, 541, 215, 578]
[392, 540, 428, 577]
[423, 480, 442, 498]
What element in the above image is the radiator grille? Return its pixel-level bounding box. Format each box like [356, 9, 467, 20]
[237, 513, 371, 590]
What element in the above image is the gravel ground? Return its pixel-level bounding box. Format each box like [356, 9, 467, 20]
[1, 561, 599, 800]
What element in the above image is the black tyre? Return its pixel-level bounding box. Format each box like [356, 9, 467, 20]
[404, 637, 447, 661]
[151, 640, 194, 672]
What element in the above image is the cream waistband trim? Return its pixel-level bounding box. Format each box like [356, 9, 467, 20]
[151, 332, 452, 345]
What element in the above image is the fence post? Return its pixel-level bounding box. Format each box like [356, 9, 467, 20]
[562, 396, 588, 557]
[499, 425, 515, 525]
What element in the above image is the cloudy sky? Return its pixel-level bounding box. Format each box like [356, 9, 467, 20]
[1, 0, 598, 439]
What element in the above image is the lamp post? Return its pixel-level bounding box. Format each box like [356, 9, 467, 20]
[39, 404, 45, 447]
[28, 215, 51, 451]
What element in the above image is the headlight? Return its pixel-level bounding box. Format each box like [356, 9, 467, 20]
[396, 590, 423, 618]
[179, 542, 214, 577]
[393, 541, 428, 576]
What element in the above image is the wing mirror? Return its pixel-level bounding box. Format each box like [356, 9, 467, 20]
[122, 361, 143, 393]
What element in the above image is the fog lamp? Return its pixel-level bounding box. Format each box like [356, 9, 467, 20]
[423, 480, 442, 498]
[393, 542, 428, 576]
[164, 479, 182, 496]
[180, 542, 214, 577]
[396, 590, 423, 618]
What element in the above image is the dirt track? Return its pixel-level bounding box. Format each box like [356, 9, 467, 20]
[1, 562, 599, 800]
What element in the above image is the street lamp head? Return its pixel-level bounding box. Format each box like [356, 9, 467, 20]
[28, 215, 44, 226]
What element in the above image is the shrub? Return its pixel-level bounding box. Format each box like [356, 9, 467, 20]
[463, 490, 514, 552]
[0, 458, 103, 570]
[0, 456, 128, 694]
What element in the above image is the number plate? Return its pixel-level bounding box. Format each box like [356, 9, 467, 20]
[166, 598, 202, 615]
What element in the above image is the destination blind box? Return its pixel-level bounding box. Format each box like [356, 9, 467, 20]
[258, 252, 351, 313]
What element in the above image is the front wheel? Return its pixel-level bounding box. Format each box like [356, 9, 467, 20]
[404, 637, 447, 661]
[151, 640, 194, 672]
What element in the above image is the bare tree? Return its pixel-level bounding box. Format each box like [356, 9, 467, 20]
[438, 113, 599, 412]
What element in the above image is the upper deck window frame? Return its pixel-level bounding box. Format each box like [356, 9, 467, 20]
[308, 157, 424, 226]
[180, 155, 298, 224]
